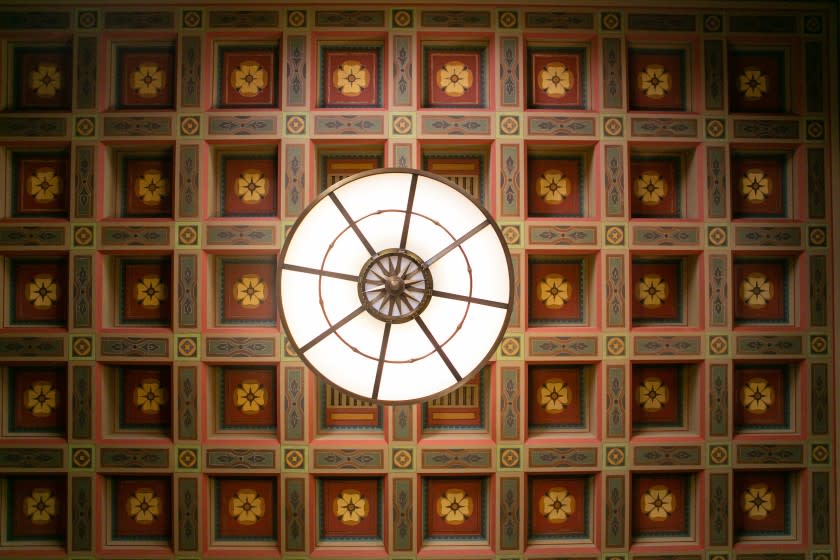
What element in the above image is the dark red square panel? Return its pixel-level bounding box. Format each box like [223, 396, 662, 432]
[221, 366, 277, 430]
[215, 477, 277, 541]
[632, 473, 692, 538]
[528, 47, 587, 109]
[122, 155, 173, 217]
[528, 365, 585, 430]
[218, 46, 278, 108]
[630, 156, 681, 218]
[219, 258, 276, 325]
[119, 258, 172, 326]
[731, 154, 787, 218]
[13, 152, 69, 218]
[14, 46, 72, 110]
[320, 47, 382, 108]
[10, 365, 66, 433]
[728, 49, 786, 113]
[628, 48, 686, 111]
[734, 364, 790, 431]
[632, 259, 683, 325]
[733, 259, 788, 324]
[528, 475, 590, 540]
[320, 477, 382, 541]
[425, 477, 486, 540]
[527, 156, 584, 217]
[120, 366, 171, 430]
[632, 364, 683, 428]
[528, 257, 585, 326]
[116, 47, 175, 109]
[220, 155, 278, 217]
[734, 471, 791, 537]
[10, 258, 67, 326]
[7, 476, 66, 541]
[112, 477, 171, 541]
[424, 48, 485, 108]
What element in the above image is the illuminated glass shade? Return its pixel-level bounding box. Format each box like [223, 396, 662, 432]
[279, 168, 514, 403]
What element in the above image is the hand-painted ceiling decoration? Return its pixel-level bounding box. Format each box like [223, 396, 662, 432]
[0, 2, 834, 558]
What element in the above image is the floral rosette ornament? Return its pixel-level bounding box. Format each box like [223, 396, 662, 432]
[333, 60, 369, 97]
[538, 62, 573, 98]
[437, 488, 472, 525]
[437, 61, 473, 97]
[334, 489, 368, 526]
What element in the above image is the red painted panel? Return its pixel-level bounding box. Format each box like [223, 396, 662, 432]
[320, 478, 381, 539]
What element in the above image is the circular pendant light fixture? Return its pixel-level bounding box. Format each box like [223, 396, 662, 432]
[278, 168, 513, 404]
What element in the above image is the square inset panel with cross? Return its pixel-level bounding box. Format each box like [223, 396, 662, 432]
[4, 476, 66, 543]
[116, 365, 172, 433]
[423, 477, 488, 542]
[733, 258, 790, 324]
[628, 47, 687, 111]
[110, 477, 171, 544]
[423, 46, 486, 108]
[734, 471, 794, 540]
[734, 363, 793, 432]
[6, 365, 66, 436]
[631, 472, 693, 541]
[10, 150, 69, 218]
[118, 257, 172, 327]
[528, 256, 588, 326]
[219, 152, 278, 217]
[527, 154, 585, 217]
[114, 45, 176, 109]
[527, 45, 588, 109]
[528, 475, 593, 542]
[213, 477, 277, 542]
[218, 365, 277, 432]
[731, 153, 788, 218]
[8, 257, 68, 327]
[528, 364, 590, 433]
[728, 48, 787, 113]
[318, 477, 383, 542]
[118, 151, 174, 218]
[631, 258, 684, 325]
[216, 256, 277, 326]
[632, 364, 688, 431]
[217, 45, 279, 108]
[13, 44, 72, 110]
[630, 154, 683, 218]
[319, 44, 383, 108]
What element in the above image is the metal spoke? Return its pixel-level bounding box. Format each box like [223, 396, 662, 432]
[367, 290, 388, 307]
[399, 173, 419, 250]
[432, 289, 509, 309]
[415, 316, 461, 382]
[371, 323, 391, 400]
[402, 291, 421, 304]
[424, 219, 490, 267]
[364, 285, 387, 293]
[329, 192, 376, 256]
[298, 305, 365, 354]
[281, 263, 358, 283]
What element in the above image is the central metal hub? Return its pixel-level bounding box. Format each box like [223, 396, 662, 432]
[358, 249, 432, 323]
[386, 275, 405, 295]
